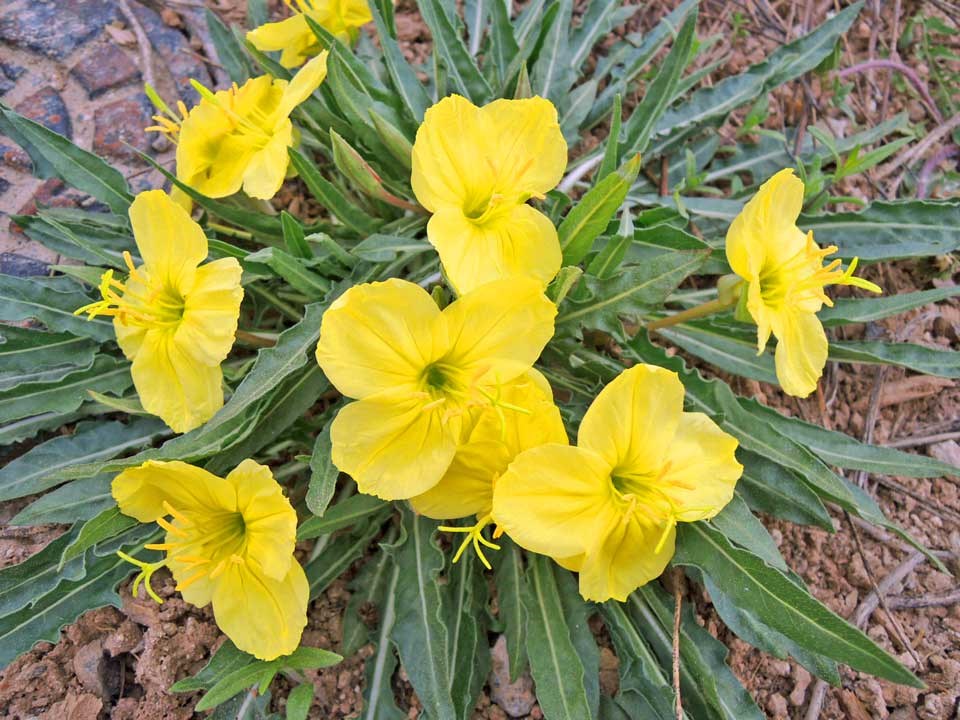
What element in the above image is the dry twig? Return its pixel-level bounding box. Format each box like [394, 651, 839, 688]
[116, 0, 156, 91]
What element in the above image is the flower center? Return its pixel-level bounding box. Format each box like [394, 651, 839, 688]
[75, 252, 186, 330]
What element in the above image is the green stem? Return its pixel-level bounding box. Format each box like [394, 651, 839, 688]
[207, 222, 253, 240]
[647, 297, 732, 332]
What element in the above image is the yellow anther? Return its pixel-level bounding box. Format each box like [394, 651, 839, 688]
[117, 550, 166, 604]
[439, 514, 501, 570]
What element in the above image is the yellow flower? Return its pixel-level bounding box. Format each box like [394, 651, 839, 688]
[174, 53, 328, 200]
[247, 0, 371, 68]
[315, 277, 556, 500]
[113, 459, 308, 660]
[411, 94, 567, 295]
[76, 191, 243, 433]
[726, 169, 881, 397]
[492, 364, 742, 602]
[410, 371, 567, 567]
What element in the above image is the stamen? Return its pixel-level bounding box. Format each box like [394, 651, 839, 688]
[438, 514, 500, 570]
[653, 517, 676, 554]
[117, 551, 166, 604]
[156, 516, 189, 538]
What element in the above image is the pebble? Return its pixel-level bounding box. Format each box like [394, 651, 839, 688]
[488, 635, 536, 718]
[766, 693, 788, 718]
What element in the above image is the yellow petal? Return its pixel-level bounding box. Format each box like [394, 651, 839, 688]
[330, 392, 461, 500]
[315, 279, 445, 399]
[275, 51, 328, 121]
[242, 121, 294, 200]
[725, 168, 805, 281]
[442, 278, 556, 386]
[211, 559, 308, 660]
[131, 330, 223, 433]
[577, 364, 684, 475]
[128, 190, 207, 290]
[112, 459, 236, 522]
[479, 96, 567, 198]
[225, 459, 298, 580]
[577, 514, 675, 602]
[427, 204, 561, 295]
[409, 437, 507, 520]
[247, 14, 314, 68]
[773, 309, 827, 398]
[175, 257, 244, 366]
[492, 444, 615, 560]
[411, 94, 492, 213]
[659, 413, 742, 522]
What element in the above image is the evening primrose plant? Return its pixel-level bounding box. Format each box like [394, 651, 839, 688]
[0, 1, 957, 717]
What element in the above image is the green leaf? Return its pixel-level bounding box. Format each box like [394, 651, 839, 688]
[555, 567, 599, 719]
[493, 538, 527, 682]
[569, 2, 637, 71]
[446, 551, 490, 720]
[361, 563, 406, 720]
[675, 522, 920, 686]
[281, 211, 313, 258]
[10, 475, 114, 526]
[559, 79, 598, 142]
[558, 234, 709, 332]
[0, 527, 85, 617]
[0, 103, 132, 215]
[305, 425, 338, 516]
[652, 3, 863, 151]
[59, 506, 136, 568]
[633, 586, 764, 720]
[172, 641, 258, 693]
[342, 530, 396, 656]
[829, 340, 960, 378]
[0, 417, 168, 502]
[286, 683, 314, 720]
[800, 200, 960, 260]
[305, 515, 385, 597]
[709, 493, 789, 572]
[0, 355, 131, 425]
[600, 602, 676, 720]
[289, 148, 382, 235]
[205, 8, 250, 83]
[417, 0, 493, 102]
[0, 545, 149, 667]
[245, 247, 331, 297]
[620, 9, 698, 158]
[0, 409, 90, 448]
[523, 555, 593, 720]
[488, 0, 520, 90]
[350, 234, 431, 262]
[741, 401, 959, 479]
[737, 451, 833, 530]
[596, 94, 622, 181]
[388, 507, 456, 719]
[560, 154, 640, 265]
[369, 2, 430, 123]
[0, 275, 113, 341]
[657, 319, 778, 384]
[0, 325, 98, 391]
[298, 494, 387, 540]
[820, 286, 960, 326]
[531, 0, 574, 104]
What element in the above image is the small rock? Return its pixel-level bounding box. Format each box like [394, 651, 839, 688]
[599, 647, 619, 696]
[769, 659, 791, 677]
[93, 97, 153, 162]
[73, 640, 108, 698]
[488, 635, 536, 718]
[888, 708, 918, 720]
[104, 620, 143, 657]
[14, 86, 71, 138]
[766, 693, 788, 718]
[43, 692, 103, 720]
[71, 43, 141, 98]
[929, 440, 960, 470]
[839, 689, 873, 720]
[788, 666, 811, 706]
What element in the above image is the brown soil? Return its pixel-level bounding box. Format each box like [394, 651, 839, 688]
[2, 1, 959, 719]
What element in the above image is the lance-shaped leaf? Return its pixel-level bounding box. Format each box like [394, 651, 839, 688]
[305, 516, 384, 597]
[446, 551, 489, 720]
[801, 200, 960, 260]
[11, 475, 113, 526]
[0, 417, 167, 501]
[298, 494, 388, 540]
[523, 555, 593, 720]
[0, 325, 98, 391]
[289, 148, 383, 236]
[361, 563, 406, 720]
[820, 286, 960, 326]
[829, 340, 960, 378]
[59, 506, 137, 568]
[0, 104, 132, 215]
[342, 529, 397, 656]
[560, 154, 640, 266]
[530, 0, 573, 104]
[417, 0, 493, 102]
[737, 451, 833, 530]
[675, 522, 920, 686]
[369, 2, 430, 123]
[0, 527, 85, 617]
[387, 507, 456, 719]
[632, 586, 764, 720]
[708, 493, 790, 572]
[0, 275, 113, 342]
[493, 538, 527, 682]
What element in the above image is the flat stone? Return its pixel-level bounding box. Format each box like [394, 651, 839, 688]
[92, 96, 152, 162]
[488, 635, 536, 719]
[0, 0, 119, 60]
[13, 86, 72, 138]
[0, 177, 9, 196]
[0, 252, 50, 277]
[0, 142, 31, 171]
[72, 43, 141, 98]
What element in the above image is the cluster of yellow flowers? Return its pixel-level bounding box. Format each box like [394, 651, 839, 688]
[70, 4, 879, 660]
